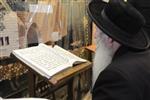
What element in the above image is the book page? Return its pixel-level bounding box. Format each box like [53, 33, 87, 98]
[13, 44, 71, 78]
[13, 43, 87, 78]
[52, 45, 87, 64]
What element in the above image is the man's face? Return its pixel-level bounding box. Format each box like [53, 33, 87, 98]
[92, 26, 114, 87]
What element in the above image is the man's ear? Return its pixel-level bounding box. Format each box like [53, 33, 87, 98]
[105, 35, 121, 54]
[106, 37, 114, 48]
[108, 37, 113, 43]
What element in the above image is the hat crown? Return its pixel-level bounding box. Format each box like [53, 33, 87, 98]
[104, 0, 145, 35]
[88, 0, 149, 50]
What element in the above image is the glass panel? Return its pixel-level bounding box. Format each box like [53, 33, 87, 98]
[0, 0, 91, 56]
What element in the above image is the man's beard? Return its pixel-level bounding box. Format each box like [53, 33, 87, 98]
[92, 37, 114, 87]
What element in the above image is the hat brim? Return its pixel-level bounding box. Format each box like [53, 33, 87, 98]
[88, 1, 149, 50]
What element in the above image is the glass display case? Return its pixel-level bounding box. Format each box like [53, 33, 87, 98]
[0, 0, 92, 98]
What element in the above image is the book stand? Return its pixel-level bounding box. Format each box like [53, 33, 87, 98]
[17, 48, 92, 100]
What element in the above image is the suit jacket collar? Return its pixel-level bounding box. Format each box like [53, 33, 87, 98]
[112, 46, 148, 61]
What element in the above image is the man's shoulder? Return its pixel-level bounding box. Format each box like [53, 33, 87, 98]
[111, 49, 150, 67]
[106, 49, 150, 79]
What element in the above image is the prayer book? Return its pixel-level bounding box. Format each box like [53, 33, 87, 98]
[12, 43, 87, 79]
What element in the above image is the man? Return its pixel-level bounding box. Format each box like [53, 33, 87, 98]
[88, 0, 150, 100]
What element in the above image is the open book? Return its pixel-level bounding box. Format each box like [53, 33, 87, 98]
[12, 43, 87, 79]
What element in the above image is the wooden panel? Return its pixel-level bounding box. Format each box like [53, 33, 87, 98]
[86, 45, 96, 53]
[49, 61, 91, 86]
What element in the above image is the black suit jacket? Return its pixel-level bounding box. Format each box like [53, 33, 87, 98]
[92, 47, 150, 100]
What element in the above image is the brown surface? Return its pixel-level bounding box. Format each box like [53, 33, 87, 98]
[86, 44, 96, 53]
[49, 61, 92, 86]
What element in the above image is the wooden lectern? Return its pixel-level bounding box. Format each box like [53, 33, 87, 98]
[16, 47, 92, 100]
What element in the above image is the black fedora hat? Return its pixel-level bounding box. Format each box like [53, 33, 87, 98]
[88, 0, 150, 50]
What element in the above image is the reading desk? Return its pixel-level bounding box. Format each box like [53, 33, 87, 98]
[19, 47, 92, 100]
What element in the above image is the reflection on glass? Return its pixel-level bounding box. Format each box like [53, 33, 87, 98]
[0, 37, 4, 46]
[5, 36, 9, 45]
